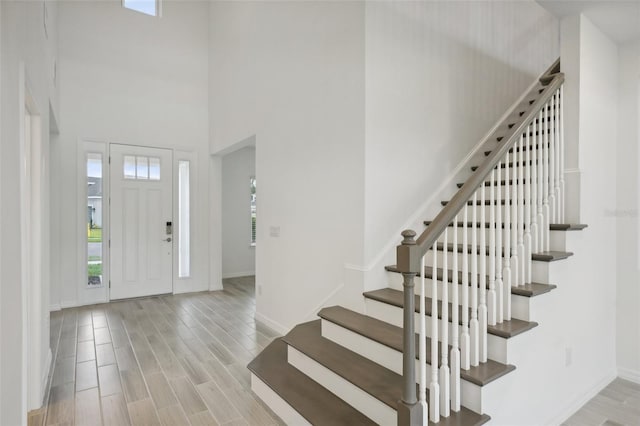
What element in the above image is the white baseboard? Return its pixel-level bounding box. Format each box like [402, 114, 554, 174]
[545, 370, 616, 426]
[254, 312, 289, 336]
[303, 283, 344, 322]
[49, 304, 61, 312]
[222, 271, 255, 279]
[61, 300, 80, 309]
[618, 367, 640, 384]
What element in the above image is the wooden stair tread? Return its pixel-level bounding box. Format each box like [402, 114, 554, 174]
[457, 179, 532, 188]
[531, 250, 573, 261]
[363, 288, 538, 339]
[318, 306, 516, 386]
[247, 338, 378, 426]
[283, 320, 402, 409]
[384, 265, 556, 297]
[283, 320, 491, 426]
[425, 220, 586, 232]
[442, 199, 526, 206]
[549, 223, 588, 231]
[421, 241, 573, 262]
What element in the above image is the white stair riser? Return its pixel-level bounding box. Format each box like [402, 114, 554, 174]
[321, 319, 485, 414]
[449, 185, 548, 202]
[457, 205, 558, 224]
[549, 230, 567, 251]
[425, 227, 568, 252]
[250, 374, 312, 426]
[531, 258, 569, 283]
[364, 298, 509, 364]
[387, 271, 542, 322]
[388, 254, 563, 287]
[287, 345, 396, 425]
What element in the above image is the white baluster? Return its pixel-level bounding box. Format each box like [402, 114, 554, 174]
[554, 89, 562, 222]
[488, 169, 497, 326]
[543, 99, 551, 252]
[470, 192, 479, 367]
[430, 240, 440, 423]
[537, 109, 546, 252]
[460, 205, 470, 371]
[419, 255, 428, 422]
[531, 114, 539, 253]
[549, 93, 557, 225]
[451, 215, 461, 412]
[517, 135, 526, 287]
[479, 184, 488, 363]
[503, 152, 512, 321]
[510, 140, 520, 291]
[559, 85, 566, 222]
[440, 229, 450, 417]
[496, 162, 504, 324]
[524, 124, 532, 285]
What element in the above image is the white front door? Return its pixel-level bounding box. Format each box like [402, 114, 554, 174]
[110, 144, 173, 300]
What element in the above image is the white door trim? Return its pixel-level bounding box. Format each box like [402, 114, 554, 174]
[19, 62, 46, 412]
[73, 142, 203, 304]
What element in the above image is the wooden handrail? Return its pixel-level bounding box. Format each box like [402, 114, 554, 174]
[396, 69, 565, 274]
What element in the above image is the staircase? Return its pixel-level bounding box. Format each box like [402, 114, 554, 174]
[248, 59, 587, 425]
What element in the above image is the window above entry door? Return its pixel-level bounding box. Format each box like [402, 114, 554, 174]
[122, 0, 161, 17]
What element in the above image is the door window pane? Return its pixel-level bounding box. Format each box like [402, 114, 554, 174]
[136, 156, 149, 179]
[149, 157, 161, 180]
[178, 161, 190, 278]
[124, 155, 136, 179]
[87, 153, 103, 287]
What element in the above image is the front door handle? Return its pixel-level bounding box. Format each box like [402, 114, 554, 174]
[163, 237, 172, 242]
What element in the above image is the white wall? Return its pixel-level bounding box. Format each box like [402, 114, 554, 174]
[363, 1, 559, 276]
[52, 0, 210, 308]
[616, 40, 640, 382]
[209, 0, 562, 332]
[547, 14, 619, 418]
[1, 0, 58, 421]
[222, 147, 256, 278]
[209, 1, 366, 333]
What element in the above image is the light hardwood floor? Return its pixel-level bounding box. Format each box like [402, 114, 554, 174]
[29, 276, 640, 426]
[563, 378, 640, 426]
[30, 277, 284, 426]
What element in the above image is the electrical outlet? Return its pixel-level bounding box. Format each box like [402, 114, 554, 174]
[269, 226, 280, 237]
[257, 285, 263, 296]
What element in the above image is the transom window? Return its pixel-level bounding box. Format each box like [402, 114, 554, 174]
[124, 155, 160, 180]
[122, 0, 160, 17]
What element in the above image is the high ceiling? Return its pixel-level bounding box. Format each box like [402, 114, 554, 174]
[537, 0, 640, 44]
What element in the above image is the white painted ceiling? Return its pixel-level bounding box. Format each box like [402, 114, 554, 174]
[537, 0, 640, 44]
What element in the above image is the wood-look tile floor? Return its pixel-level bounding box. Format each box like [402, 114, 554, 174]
[28, 276, 640, 426]
[30, 277, 284, 426]
[563, 378, 640, 426]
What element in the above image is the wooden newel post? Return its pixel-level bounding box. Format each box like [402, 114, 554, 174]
[396, 230, 423, 425]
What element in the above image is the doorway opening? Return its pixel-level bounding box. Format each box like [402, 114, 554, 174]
[221, 143, 256, 280]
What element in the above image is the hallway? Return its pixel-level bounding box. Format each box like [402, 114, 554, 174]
[30, 277, 283, 426]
